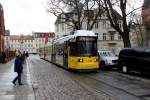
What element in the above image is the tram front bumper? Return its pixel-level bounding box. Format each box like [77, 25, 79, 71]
[69, 62, 99, 70]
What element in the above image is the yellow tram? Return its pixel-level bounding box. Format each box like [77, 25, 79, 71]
[40, 30, 99, 71]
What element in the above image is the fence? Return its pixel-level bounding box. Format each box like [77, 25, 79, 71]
[0, 51, 16, 63]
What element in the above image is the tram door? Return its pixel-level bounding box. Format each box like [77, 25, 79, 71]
[63, 41, 68, 67]
[51, 43, 56, 63]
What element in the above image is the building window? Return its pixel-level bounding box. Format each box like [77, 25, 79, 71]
[118, 34, 122, 40]
[108, 22, 111, 28]
[103, 33, 106, 40]
[95, 33, 98, 39]
[103, 20, 106, 28]
[95, 33, 98, 36]
[110, 33, 114, 40]
[62, 23, 64, 31]
[57, 25, 59, 32]
[95, 21, 99, 29]
[118, 21, 122, 28]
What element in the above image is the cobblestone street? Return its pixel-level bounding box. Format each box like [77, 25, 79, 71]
[1, 55, 150, 100]
[28, 55, 115, 100]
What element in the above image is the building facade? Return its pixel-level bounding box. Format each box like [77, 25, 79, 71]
[5, 32, 55, 53]
[142, 0, 150, 47]
[4, 30, 10, 50]
[55, 11, 124, 54]
[0, 3, 5, 52]
[32, 32, 55, 53]
[19, 35, 35, 53]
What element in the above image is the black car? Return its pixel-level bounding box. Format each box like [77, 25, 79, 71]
[118, 48, 150, 74]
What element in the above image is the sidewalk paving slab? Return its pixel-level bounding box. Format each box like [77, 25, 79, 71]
[0, 60, 35, 100]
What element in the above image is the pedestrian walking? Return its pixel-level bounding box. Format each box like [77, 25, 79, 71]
[12, 53, 23, 86]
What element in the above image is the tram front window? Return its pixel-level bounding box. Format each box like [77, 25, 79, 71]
[77, 41, 97, 56]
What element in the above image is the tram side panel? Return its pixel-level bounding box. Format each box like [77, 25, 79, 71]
[53, 42, 68, 68]
[39, 48, 45, 59]
[45, 46, 52, 62]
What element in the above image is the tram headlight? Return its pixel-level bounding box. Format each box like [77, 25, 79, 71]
[94, 58, 98, 62]
[78, 58, 83, 62]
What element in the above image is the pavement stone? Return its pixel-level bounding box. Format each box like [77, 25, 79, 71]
[28, 55, 115, 100]
[0, 59, 35, 100]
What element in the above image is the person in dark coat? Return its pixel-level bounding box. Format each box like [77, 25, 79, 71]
[12, 54, 23, 85]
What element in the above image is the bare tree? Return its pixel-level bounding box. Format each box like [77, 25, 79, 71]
[130, 13, 145, 47]
[47, 0, 104, 30]
[103, 0, 142, 48]
[47, 0, 82, 29]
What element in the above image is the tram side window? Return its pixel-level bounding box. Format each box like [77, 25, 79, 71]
[69, 42, 77, 56]
[56, 44, 64, 55]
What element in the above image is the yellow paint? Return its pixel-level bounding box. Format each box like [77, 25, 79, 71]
[56, 59, 63, 66]
[68, 56, 99, 70]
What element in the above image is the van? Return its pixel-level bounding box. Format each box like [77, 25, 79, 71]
[118, 48, 150, 74]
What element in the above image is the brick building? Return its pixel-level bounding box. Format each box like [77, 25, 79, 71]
[0, 3, 5, 52]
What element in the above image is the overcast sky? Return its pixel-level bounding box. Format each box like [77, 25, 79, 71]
[0, 0, 56, 35]
[0, 0, 143, 35]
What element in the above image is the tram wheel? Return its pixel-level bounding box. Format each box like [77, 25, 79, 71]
[100, 61, 105, 69]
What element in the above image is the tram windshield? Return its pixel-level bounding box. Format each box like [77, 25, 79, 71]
[76, 37, 97, 56]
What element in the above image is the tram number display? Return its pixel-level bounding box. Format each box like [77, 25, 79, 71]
[78, 37, 96, 41]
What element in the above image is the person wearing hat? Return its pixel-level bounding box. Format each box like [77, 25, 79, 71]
[12, 53, 23, 85]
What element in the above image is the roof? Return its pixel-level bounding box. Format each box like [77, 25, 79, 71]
[10, 35, 34, 40]
[21, 35, 34, 40]
[10, 35, 20, 40]
[33, 32, 55, 34]
[53, 30, 97, 44]
[74, 30, 96, 36]
[55, 8, 122, 24]
[33, 32, 55, 38]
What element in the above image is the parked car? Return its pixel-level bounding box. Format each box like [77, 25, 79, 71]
[118, 48, 150, 74]
[98, 50, 118, 69]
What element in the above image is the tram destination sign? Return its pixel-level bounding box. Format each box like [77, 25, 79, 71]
[78, 37, 96, 41]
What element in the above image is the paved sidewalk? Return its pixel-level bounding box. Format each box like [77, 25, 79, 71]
[0, 60, 35, 100]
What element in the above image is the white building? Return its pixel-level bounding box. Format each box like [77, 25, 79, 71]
[55, 10, 124, 54]
[20, 35, 36, 53]
[32, 32, 55, 53]
[4, 32, 55, 54]
[9, 35, 36, 53]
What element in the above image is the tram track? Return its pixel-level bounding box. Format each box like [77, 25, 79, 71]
[67, 72, 146, 100]
[30, 57, 150, 100]
[84, 74, 145, 100]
